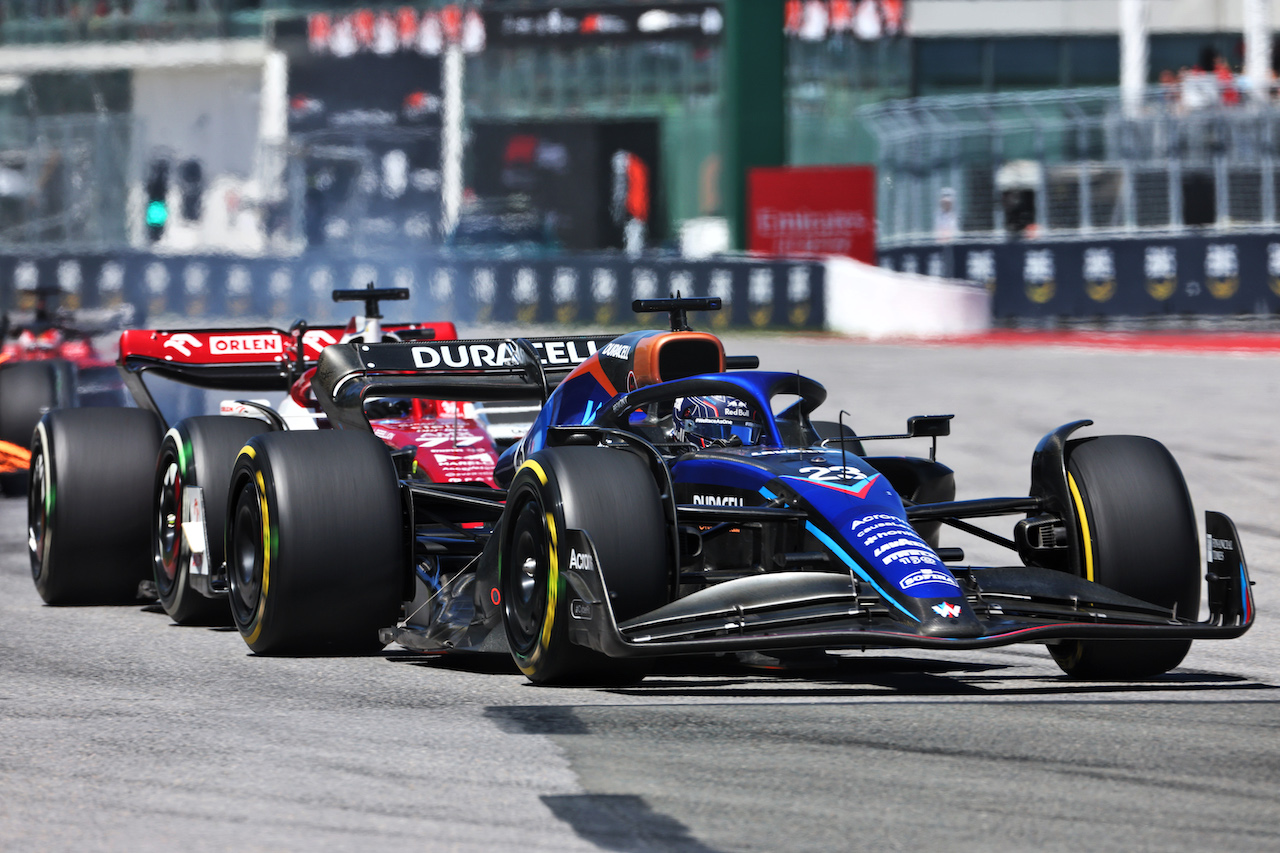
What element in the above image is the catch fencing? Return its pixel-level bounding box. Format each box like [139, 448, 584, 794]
[862, 86, 1280, 247]
[0, 115, 140, 250]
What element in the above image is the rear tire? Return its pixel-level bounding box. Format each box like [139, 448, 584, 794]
[1050, 435, 1201, 678]
[0, 360, 76, 496]
[225, 430, 404, 654]
[154, 416, 276, 625]
[501, 446, 669, 685]
[29, 407, 164, 604]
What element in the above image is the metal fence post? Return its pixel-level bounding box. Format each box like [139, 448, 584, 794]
[1263, 113, 1276, 225]
[1169, 149, 1183, 228]
[1121, 119, 1136, 230]
[1215, 149, 1229, 227]
[1079, 162, 1091, 232]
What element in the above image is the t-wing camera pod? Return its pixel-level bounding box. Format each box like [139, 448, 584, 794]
[332, 282, 411, 344]
[633, 293, 722, 332]
[632, 294, 760, 370]
[287, 283, 418, 380]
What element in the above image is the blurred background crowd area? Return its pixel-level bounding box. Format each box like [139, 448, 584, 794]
[0, 0, 1278, 260]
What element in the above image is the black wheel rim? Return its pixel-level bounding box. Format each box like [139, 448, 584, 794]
[154, 457, 182, 597]
[228, 479, 264, 628]
[504, 497, 549, 657]
[27, 445, 47, 581]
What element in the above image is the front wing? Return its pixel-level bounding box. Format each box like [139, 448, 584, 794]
[556, 511, 1254, 658]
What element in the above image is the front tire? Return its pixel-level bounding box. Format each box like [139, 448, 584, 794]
[29, 407, 164, 604]
[225, 430, 404, 654]
[1050, 435, 1201, 678]
[153, 416, 277, 624]
[501, 445, 670, 685]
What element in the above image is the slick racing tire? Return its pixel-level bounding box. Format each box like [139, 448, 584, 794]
[0, 360, 76, 496]
[1050, 435, 1201, 679]
[501, 445, 669, 685]
[154, 416, 277, 625]
[29, 407, 164, 604]
[226, 430, 404, 655]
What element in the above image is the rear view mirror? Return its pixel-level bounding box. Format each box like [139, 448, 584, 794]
[850, 414, 954, 461]
[907, 414, 954, 438]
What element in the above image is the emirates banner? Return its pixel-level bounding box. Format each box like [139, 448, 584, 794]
[879, 235, 1280, 317]
[749, 166, 875, 262]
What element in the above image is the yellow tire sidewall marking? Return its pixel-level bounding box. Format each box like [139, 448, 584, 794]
[540, 512, 559, 653]
[515, 510, 559, 677]
[519, 459, 548, 486]
[1067, 473, 1094, 583]
[512, 459, 556, 675]
[244, 468, 271, 646]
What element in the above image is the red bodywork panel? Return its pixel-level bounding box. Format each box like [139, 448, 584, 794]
[118, 322, 459, 366]
[120, 319, 498, 486]
[0, 330, 112, 369]
[371, 400, 499, 488]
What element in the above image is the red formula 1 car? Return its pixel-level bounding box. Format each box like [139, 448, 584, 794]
[27, 285, 508, 624]
[0, 287, 130, 493]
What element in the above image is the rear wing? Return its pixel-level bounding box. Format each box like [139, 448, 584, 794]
[118, 322, 457, 420]
[313, 335, 618, 432]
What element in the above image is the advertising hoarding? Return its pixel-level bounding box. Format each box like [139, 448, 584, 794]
[748, 165, 876, 262]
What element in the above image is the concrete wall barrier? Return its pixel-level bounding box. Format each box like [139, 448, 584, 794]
[824, 256, 991, 338]
[880, 235, 1280, 318]
[1, 249, 1004, 339]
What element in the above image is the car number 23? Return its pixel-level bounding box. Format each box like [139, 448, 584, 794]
[799, 465, 866, 482]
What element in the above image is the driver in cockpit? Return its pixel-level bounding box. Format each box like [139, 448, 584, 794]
[671, 395, 765, 448]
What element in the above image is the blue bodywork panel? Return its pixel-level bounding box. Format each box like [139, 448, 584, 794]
[511, 358, 968, 626]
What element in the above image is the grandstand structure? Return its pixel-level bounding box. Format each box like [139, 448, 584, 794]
[0, 0, 1274, 264]
[0, 1, 897, 254]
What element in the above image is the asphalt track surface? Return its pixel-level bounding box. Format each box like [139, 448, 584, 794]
[3, 332, 1280, 852]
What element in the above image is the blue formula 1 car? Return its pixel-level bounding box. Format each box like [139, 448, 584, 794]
[220, 297, 1254, 684]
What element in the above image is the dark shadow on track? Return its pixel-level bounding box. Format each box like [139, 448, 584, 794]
[380, 649, 1275, 699]
[541, 794, 725, 853]
[485, 704, 590, 735]
[385, 650, 523, 675]
[605, 666, 1275, 700]
[134, 601, 234, 628]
